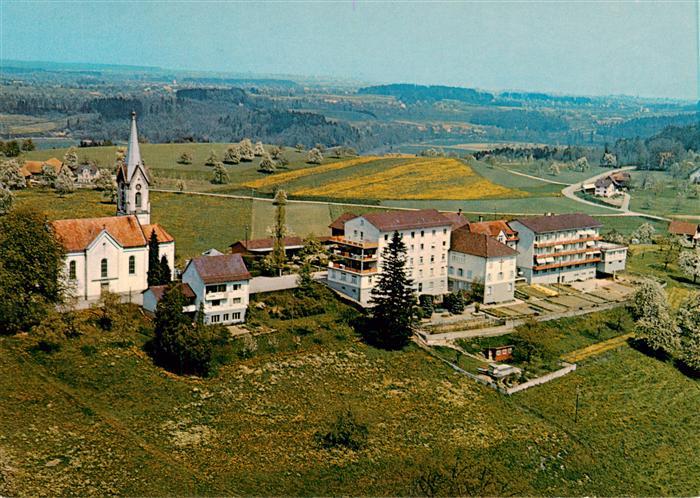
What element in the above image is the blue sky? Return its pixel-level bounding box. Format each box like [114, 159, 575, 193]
[1, 1, 697, 99]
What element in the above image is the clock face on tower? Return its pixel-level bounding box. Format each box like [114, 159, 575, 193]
[136, 184, 142, 191]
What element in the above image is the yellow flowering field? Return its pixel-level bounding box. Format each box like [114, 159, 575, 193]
[243, 156, 382, 189]
[293, 158, 526, 200]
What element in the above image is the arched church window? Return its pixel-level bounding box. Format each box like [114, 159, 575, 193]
[101, 258, 108, 278]
[135, 192, 142, 208]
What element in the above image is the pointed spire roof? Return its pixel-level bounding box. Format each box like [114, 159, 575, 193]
[126, 111, 142, 181]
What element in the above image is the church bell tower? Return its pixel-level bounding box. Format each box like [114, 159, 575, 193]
[116, 112, 151, 225]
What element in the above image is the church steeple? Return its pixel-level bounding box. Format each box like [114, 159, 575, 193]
[116, 112, 151, 225]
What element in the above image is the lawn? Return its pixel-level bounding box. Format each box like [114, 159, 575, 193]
[628, 170, 700, 218]
[1, 301, 698, 496]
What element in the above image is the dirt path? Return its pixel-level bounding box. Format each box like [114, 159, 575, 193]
[562, 333, 634, 363]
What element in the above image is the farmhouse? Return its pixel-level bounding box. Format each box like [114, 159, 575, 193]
[181, 254, 251, 325]
[509, 213, 607, 284]
[668, 220, 700, 247]
[327, 209, 451, 306]
[51, 113, 176, 304]
[594, 176, 618, 197]
[447, 228, 518, 303]
[75, 163, 100, 185]
[19, 157, 63, 184]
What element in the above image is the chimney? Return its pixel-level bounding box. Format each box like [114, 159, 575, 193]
[478, 215, 484, 222]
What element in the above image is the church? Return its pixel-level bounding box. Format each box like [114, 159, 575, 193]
[51, 113, 175, 304]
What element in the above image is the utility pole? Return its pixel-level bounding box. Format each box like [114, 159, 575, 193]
[574, 385, 581, 424]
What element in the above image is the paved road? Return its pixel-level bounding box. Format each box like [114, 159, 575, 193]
[560, 166, 669, 222]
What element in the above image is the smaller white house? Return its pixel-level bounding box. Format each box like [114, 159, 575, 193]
[182, 254, 251, 325]
[143, 282, 197, 314]
[448, 228, 518, 304]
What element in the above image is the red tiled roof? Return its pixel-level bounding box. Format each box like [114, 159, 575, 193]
[441, 212, 470, 230]
[230, 236, 305, 252]
[50, 215, 147, 252]
[145, 282, 196, 302]
[142, 223, 175, 243]
[512, 213, 602, 234]
[467, 220, 516, 239]
[450, 228, 518, 258]
[668, 220, 700, 236]
[188, 254, 251, 284]
[21, 158, 63, 176]
[362, 209, 450, 232]
[329, 212, 357, 230]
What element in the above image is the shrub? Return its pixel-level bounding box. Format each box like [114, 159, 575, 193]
[419, 294, 434, 317]
[443, 292, 465, 314]
[315, 409, 368, 451]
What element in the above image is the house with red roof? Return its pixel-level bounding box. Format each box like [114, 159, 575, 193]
[326, 209, 452, 306]
[448, 228, 518, 303]
[181, 254, 251, 324]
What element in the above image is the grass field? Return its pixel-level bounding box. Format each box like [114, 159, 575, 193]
[1, 304, 698, 496]
[383, 196, 615, 215]
[629, 171, 700, 218]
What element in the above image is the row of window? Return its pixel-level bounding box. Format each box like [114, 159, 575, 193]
[208, 297, 243, 307]
[447, 266, 515, 282]
[535, 230, 597, 243]
[68, 256, 138, 280]
[205, 283, 243, 294]
[210, 311, 242, 324]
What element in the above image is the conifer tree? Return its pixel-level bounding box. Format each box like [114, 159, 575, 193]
[367, 230, 417, 349]
[147, 230, 162, 286]
[159, 255, 172, 284]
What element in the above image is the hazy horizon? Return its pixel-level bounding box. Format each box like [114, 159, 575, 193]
[1, 1, 698, 100]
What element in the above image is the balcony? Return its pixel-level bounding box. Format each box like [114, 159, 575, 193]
[329, 262, 377, 275]
[332, 250, 378, 262]
[205, 291, 226, 300]
[533, 257, 602, 271]
[535, 235, 601, 249]
[535, 246, 602, 260]
[329, 236, 379, 249]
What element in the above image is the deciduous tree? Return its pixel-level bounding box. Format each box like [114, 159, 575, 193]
[254, 141, 265, 157]
[54, 168, 75, 196]
[0, 160, 26, 190]
[0, 183, 13, 215]
[63, 147, 79, 171]
[211, 161, 229, 184]
[223, 145, 240, 164]
[678, 249, 700, 284]
[306, 147, 323, 165]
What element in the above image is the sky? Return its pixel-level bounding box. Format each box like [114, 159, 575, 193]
[0, 1, 698, 99]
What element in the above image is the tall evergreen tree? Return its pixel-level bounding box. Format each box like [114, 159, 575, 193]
[147, 229, 162, 286]
[367, 230, 417, 349]
[159, 255, 172, 284]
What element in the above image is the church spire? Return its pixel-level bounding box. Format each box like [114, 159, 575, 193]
[126, 111, 142, 181]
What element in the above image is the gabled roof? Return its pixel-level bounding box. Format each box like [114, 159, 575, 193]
[329, 212, 357, 231]
[441, 212, 470, 230]
[187, 254, 251, 284]
[141, 223, 175, 243]
[467, 220, 517, 239]
[50, 215, 147, 252]
[595, 177, 615, 188]
[450, 228, 518, 258]
[668, 220, 700, 236]
[361, 209, 450, 232]
[229, 236, 305, 252]
[144, 282, 196, 302]
[511, 213, 602, 234]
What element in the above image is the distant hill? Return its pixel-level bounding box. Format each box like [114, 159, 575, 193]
[358, 83, 495, 104]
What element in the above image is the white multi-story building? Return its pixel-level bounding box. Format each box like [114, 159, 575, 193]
[597, 242, 628, 275]
[181, 254, 251, 324]
[448, 228, 518, 303]
[51, 113, 175, 305]
[509, 213, 620, 284]
[326, 209, 451, 306]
